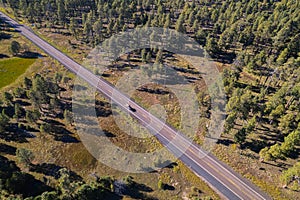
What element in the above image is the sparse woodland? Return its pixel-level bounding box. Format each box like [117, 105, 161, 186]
[0, 0, 299, 199]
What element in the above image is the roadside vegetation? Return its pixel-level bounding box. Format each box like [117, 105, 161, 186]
[0, 17, 40, 90]
[0, 0, 299, 199]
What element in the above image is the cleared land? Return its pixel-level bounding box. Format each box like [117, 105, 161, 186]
[0, 57, 36, 89]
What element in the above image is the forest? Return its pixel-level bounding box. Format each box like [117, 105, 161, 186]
[0, 0, 299, 199]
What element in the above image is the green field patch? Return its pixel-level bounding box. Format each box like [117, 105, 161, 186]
[0, 57, 36, 88]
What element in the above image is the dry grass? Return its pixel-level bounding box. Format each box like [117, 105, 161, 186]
[0, 58, 36, 88]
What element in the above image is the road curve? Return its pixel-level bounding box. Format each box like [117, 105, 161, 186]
[0, 11, 272, 200]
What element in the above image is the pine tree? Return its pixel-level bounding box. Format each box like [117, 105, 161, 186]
[16, 148, 34, 167]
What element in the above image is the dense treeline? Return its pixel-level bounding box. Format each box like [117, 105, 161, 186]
[1, 0, 299, 194]
[3, 0, 299, 57]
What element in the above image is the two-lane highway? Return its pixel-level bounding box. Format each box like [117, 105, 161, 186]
[0, 11, 271, 200]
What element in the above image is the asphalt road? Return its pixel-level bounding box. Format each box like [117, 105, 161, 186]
[0, 11, 272, 200]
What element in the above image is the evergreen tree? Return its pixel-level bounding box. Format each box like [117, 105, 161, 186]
[16, 148, 34, 167]
[10, 41, 21, 56]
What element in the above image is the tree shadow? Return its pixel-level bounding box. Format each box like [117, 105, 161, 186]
[235, 81, 251, 89]
[0, 155, 19, 179]
[0, 53, 9, 58]
[101, 73, 111, 77]
[30, 163, 82, 181]
[60, 99, 72, 111]
[134, 182, 154, 192]
[149, 71, 190, 86]
[19, 174, 52, 197]
[25, 125, 40, 133]
[101, 190, 122, 200]
[163, 184, 175, 191]
[61, 32, 71, 36]
[73, 84, 88, 91]
[72, 101, 112, 118]
[96, 130, 116, 137]
[39, 120, 79, 143]
[164, 162, 178, 169]
[114, 180, 156, 200]
[172, 66, 201, 75]
[258, 134, 284, 143]
[255, 126, 271, 132]
[138, 86, 170, 95]
[95, 100, 112, 117]
[107, 63, 139, 71]
[19, 51, 43, 58]
[30, 163, 62, 178]
[253, 66, 273, 75]
[216, 138, 234, 146]
[14, 99, 31, 106]
[139, 166, 157, 173]
[0, 143, 16, 155]
[239, 151, 259, 160]
[54, 134, 79, 143]
[1, 106, 15, 118]
[0, 125, 35, 143]
[210, 51, 236, 64]
[81, 128, 116, 138]
[0, 32, 11, 40]
[261, 160, 290, 170]
[285, 147, 299, 160]
[241, 139, 268, 153]
[0, 155, 53, 197]
[43, 118, 65, 127]
[155, 161, 177, 169]
[183, 75, 201, 83]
